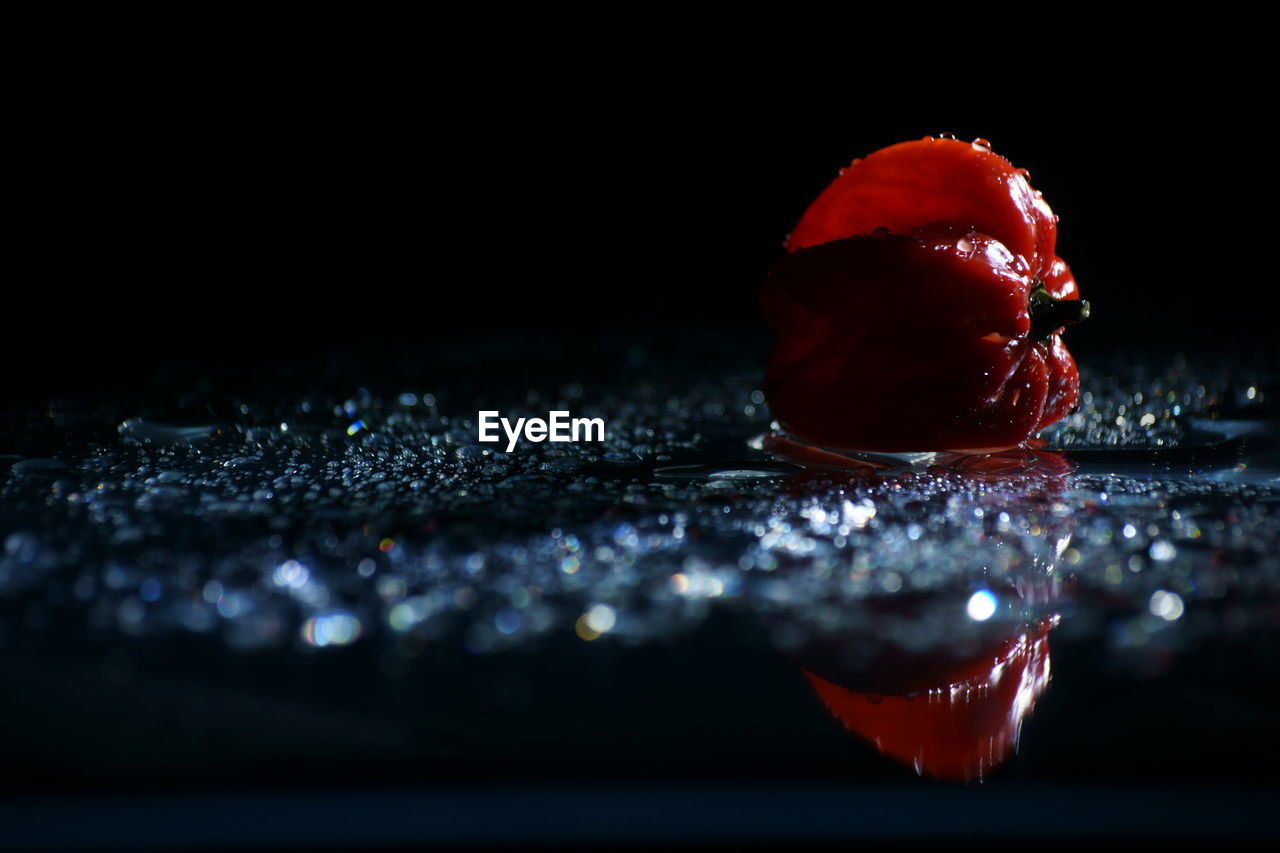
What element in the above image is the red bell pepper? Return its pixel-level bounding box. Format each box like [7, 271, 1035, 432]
[763, 137, 1088, 453]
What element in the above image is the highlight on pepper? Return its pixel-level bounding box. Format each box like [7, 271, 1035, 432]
[762, 135, 1089, 453]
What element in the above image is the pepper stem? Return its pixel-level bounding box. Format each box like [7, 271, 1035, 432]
[1029, 283, 1090, 341]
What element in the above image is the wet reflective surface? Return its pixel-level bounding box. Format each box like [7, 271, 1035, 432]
[1, 337, 1278, 845]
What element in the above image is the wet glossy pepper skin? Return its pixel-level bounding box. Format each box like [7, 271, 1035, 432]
[764, 137, 1086, 453]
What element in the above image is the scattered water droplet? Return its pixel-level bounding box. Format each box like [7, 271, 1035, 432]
[118, 419, 218, 444]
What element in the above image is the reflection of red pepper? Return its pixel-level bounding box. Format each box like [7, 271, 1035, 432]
[803, 619, 1054, 782]
[763, 137, 1088, 453]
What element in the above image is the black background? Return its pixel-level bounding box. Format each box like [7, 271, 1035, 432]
[11, 39, 1271, 397]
